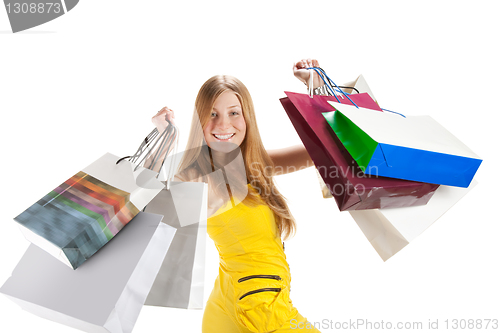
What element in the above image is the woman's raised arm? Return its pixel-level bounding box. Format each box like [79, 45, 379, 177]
[267, 145, 313, 176]
[266, 58, 326, 175]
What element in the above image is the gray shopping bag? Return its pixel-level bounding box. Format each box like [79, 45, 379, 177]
[144, 181, 208, 309]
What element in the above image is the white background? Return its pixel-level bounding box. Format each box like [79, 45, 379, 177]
[1, 1, 499, 332]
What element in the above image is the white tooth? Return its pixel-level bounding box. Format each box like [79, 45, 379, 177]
[214, 134, 234, 140]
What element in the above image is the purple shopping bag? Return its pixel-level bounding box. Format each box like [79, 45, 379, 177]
[280, 91, 439, 211]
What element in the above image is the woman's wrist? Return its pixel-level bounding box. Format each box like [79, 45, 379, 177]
[313, 85, 327, 95]
[304, 81, 327, 95]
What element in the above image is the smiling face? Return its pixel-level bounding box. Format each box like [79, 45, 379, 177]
[203, 90, 247, 149]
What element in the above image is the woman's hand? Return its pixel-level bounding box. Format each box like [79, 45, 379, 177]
[293, 58, 324, 89]
[145, 107, 176, 172]
[152, 106, 175, 132]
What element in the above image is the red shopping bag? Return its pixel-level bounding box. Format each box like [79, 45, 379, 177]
[280, 91, 439, 211]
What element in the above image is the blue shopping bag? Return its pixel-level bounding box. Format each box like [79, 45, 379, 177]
[324, 101, 482, 188]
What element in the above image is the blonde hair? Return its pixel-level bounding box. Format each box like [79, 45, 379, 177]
[177, 75, 296, 240]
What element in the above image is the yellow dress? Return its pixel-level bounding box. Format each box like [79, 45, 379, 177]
[202, 185, 321, 333]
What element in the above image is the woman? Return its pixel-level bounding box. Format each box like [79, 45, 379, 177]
[151, 59, 324, 332]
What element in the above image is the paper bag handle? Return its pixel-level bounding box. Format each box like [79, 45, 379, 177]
[116, 121, 179, 186]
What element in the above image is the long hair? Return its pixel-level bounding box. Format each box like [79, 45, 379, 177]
[177, 75, 296, 240]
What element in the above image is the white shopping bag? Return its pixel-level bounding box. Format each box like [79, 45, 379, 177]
[340, 74, 378, 103]
[144, 181, 208, 309]
[0, 212, 176, 333]
[349, 180, 477, 261]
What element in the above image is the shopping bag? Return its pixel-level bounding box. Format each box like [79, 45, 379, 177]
[349, 180, 478, 261]
[144, 181, 208, 310]
[339, 74, 378, 104]
[0, 212, 177, 333]
[316, 74, 379, 198]
[281, 91, 439, 211]
[324, 101, 482, 187]
[13, 125, 177, 270]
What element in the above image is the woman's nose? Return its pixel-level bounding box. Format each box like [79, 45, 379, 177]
[217, 114, 231, 129]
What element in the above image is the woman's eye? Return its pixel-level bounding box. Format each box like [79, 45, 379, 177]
[231, 111, 240, 116]
[211, 112, 217, 117]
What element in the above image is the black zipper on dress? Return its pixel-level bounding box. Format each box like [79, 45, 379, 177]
[238, 288, 282, 300]
[237, 275, 282, 283]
